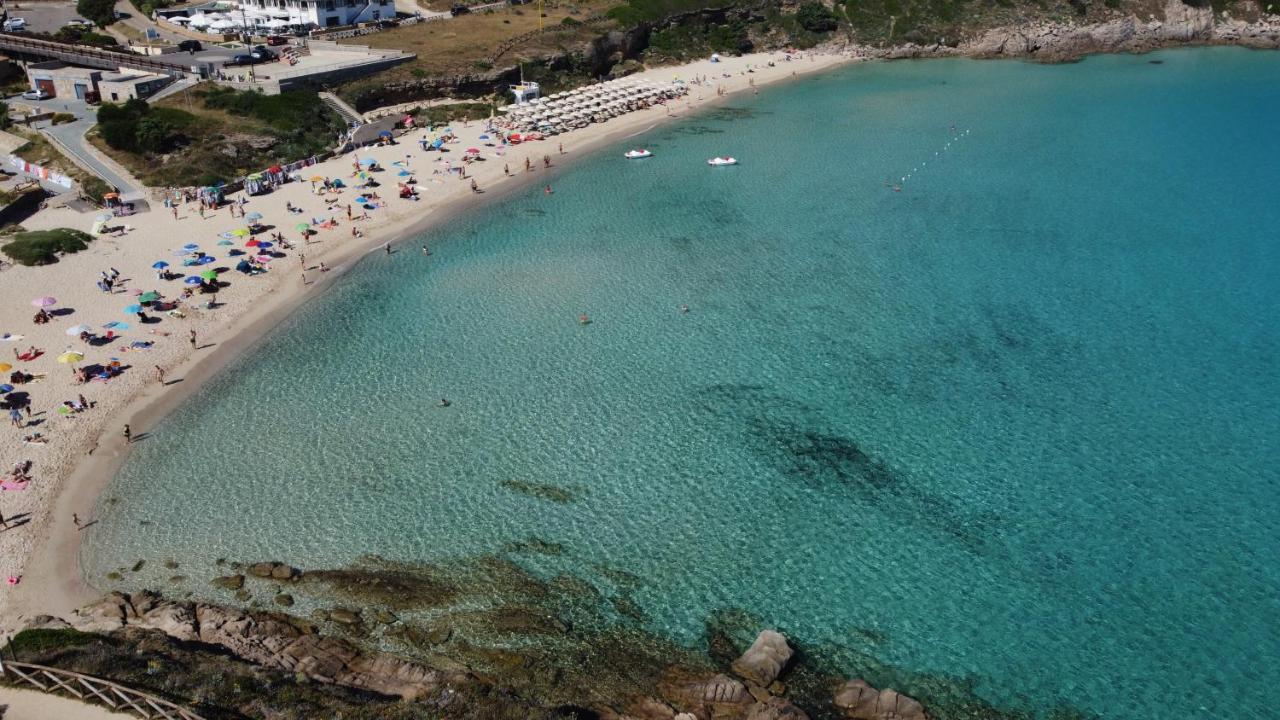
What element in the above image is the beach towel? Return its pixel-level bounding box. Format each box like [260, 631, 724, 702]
[1, 479, 28, 491]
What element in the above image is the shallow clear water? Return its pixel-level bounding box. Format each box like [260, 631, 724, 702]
[87, 48, 1280, 718]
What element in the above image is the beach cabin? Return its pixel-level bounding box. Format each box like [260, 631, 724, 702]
[509, 81, 540, 105]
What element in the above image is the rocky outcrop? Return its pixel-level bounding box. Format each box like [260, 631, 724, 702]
[871, 0, 1280, 62]
[71, 591, 463, 700]
[834, 679, 927, 720]
[731, 630, 794, 687]
[745, 697, 810, 720]
[248, 561, 300, 580]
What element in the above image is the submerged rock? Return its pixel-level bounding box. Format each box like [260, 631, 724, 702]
[329, 608, 361, 626]
[834, 679, 927, 720]
[248, 561, 299, 580]
[71, 591, 461, 700]
[732, 630, 793, 687]
[211, 574, 245, 590]
[274, 594, 295, 607]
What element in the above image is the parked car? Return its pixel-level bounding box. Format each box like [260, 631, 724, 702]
[228, 54, 260, 66]
[449, 4, 470, 15]
[250, 45, 276, 60]
[264, 34, 289, 46]
[20, 89, 50, 101]
[65, 18, 94, 27]
[177, 39, 203, 52]
[2, 17, 28, 31]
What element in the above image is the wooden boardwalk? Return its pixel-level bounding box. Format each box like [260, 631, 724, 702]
[0, 660, 205, 720]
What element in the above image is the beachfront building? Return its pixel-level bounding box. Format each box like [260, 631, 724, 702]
[509, 81, 540, 105]
[97, 72, 175, 102]
[163, 0, 394, 31]
[25, 62, 101, 100]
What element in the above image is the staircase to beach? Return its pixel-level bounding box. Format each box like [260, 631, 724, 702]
[319, 91, 365, 128]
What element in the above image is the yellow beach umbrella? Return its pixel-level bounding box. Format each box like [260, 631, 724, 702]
[231, 228, 250, 238]
[0, 363, 11, 372]
[57, 351, 85, 364]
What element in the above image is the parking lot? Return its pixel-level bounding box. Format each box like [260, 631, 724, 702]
[2, 1, 90, 36]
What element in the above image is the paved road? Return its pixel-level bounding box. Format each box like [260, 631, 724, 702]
[4, 1, 89, 36]
[16, 95, 141, 196]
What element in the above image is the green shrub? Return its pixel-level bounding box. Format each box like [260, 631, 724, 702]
[76, 0, 117, 26]
[0, 101, 10, 130]
[795, 2, 839, 32]
[96, 98, 191, 154]
[1, 228, 94, 266]
[51, 112, 76, 125]
[560, 15, 581, 25]
[80, 176, 112, 200]
[5, 628, 102, 656]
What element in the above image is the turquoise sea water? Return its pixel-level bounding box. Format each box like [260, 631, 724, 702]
[87, 48, 1280, 718]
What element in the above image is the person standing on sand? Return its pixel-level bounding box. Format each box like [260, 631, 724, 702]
[188, 330, 197, 349]
[504, 163, 510, 176]
[525, 158, 533, 173]
[384, 243, 391, 255]
[155, 365, 165, 384]
[123, 424, 132, 444]
[171, 205, 178, 220]
[72, 513, 81, 528]
[0, 510, 8, 530]
[8, 408, 21, 428]
[559, 143, 564, 155]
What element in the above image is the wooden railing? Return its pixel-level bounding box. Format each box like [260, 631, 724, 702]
[0, 660, 206, 720]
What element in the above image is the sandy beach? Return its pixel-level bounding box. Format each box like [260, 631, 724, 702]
[0, 48, 853, 635]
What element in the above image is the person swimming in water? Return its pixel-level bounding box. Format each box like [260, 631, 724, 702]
[545, 185, 553, 195]
[680, 304, 690, 314]
[439, 398, 451, 407]
[579, 314, 591, 325]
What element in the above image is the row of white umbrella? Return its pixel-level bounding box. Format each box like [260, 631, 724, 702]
[498, 79, 685, 132]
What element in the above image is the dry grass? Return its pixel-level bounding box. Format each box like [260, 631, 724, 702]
[339, 0, 618, 78]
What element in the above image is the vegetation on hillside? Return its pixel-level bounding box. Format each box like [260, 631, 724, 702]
[76, 0, 118, 27]
[1, 228, 94, 266]
[91, 85, 345, 187]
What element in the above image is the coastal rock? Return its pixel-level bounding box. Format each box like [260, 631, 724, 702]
[745, 698, 809, 720]
[212, 574, 245, 590]
[833, 679, 927, 720]
[274, 594, 296, 607]
[24, 615, 71, 630]
[329, 608, 362, 626]
[248, 561, 299, 580]
[661, 671, 751, 706]
[626, 697, 676, 720]
[72, 592, 461, 700]
[731, 630, 793, 687]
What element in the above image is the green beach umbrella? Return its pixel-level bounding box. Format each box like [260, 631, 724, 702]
[139, 291, 161, 303]
[294, 222, 310, 232]
[200, 270, 218, 280]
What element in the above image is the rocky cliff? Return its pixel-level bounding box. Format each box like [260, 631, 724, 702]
[872, 0, 1280, 61]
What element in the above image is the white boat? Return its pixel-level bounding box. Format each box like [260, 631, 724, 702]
[707, 156, 737, 166]
[625, 149, 653, 159]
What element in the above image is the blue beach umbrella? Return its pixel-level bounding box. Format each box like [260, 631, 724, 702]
[0, 384, 14, 394]
[124, 304, 143, 314]
[359, 157, 377, 166]
[245, 211, 263, 221]
[196, 255, 215, 265]
[183, 276, 203, 286]
[182, 243, 200, 250]
[103, 321, 129, 330]
[478, 134, 490, 140]
[353, 196, 368, 204]
[257, 241, 274, 248]
[397, 170, 411, 177]
[218, 240, 234, 246]
[151, 261, 169, 269]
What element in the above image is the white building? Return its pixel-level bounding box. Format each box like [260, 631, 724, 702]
[169, 0, 395, 31]
[236, 0, 395, 28]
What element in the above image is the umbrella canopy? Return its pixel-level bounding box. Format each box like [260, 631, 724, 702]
[218, 240, 234, 246]
[257, 241, 274, 248]
[183, 243, 200, 250]
[465, 147, 480, 154]
[231, 228, 250, 237]
[57, 351, 84, 364]
[378, 130, 393, 138]
[0, 363, 11, 373]
[66, 324, 93, 336]
[139, 291, 161, 303]
[183, 276, 204, 286]
[245, 211, 264, 221]
[103, 321, 129, 330]
[31, 296, 57, 307]
[124, 304, 143, 314]
[245, 239, 261, 247]
[309, 175, 325, 182]
[195, 256, 215, 265]
[200, 270, 219, 280]
[397, 170, 411, 177]
[359, 157, 378, 166]
[151, 261, 169, 269]
[0, 384, 12, 393]
[294, 222, 311, 232]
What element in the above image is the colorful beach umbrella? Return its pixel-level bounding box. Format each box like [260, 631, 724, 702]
[57, 351, 84, 364]
[255, 254, 273, 263]
[295, 222, 310, 232]
[183, 243, 200, 250]
[245, 239, 261, 247]
[465, 147, 480, 155]
[0, 384, 12, 394]
[0, 363, 11, 373]
[196, 256, 215, 265]
[103, 321, 129, 330]
[218, 240, 234, 246]
[257, 241, 274, 248]
[124, 304, 143, 314]
[397, 170, 411, 177]
[31, 296, 56, 308]
[183, 276, 203, 286]
[359, 157, 377, 166]
[245, 211, 263, 221]
[309, 175, 325, 182]
[200, 270, 218, 280]
[65, 324, 92, 336]
[151, 261, 170, 269]
[139, 291, 161, 303]
[231, 229, 250, 238]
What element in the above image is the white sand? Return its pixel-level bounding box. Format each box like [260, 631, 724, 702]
[0, 686, 135, 719]
[0, 49, 855, 633]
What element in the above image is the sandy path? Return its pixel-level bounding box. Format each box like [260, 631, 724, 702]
[0, 687, 135, 719]
[0, 49, 855, 632]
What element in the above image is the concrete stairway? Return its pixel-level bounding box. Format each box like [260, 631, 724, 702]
[318, 91, 364, 128]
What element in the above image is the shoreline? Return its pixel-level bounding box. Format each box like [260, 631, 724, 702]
[0, 48, 853, 632]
